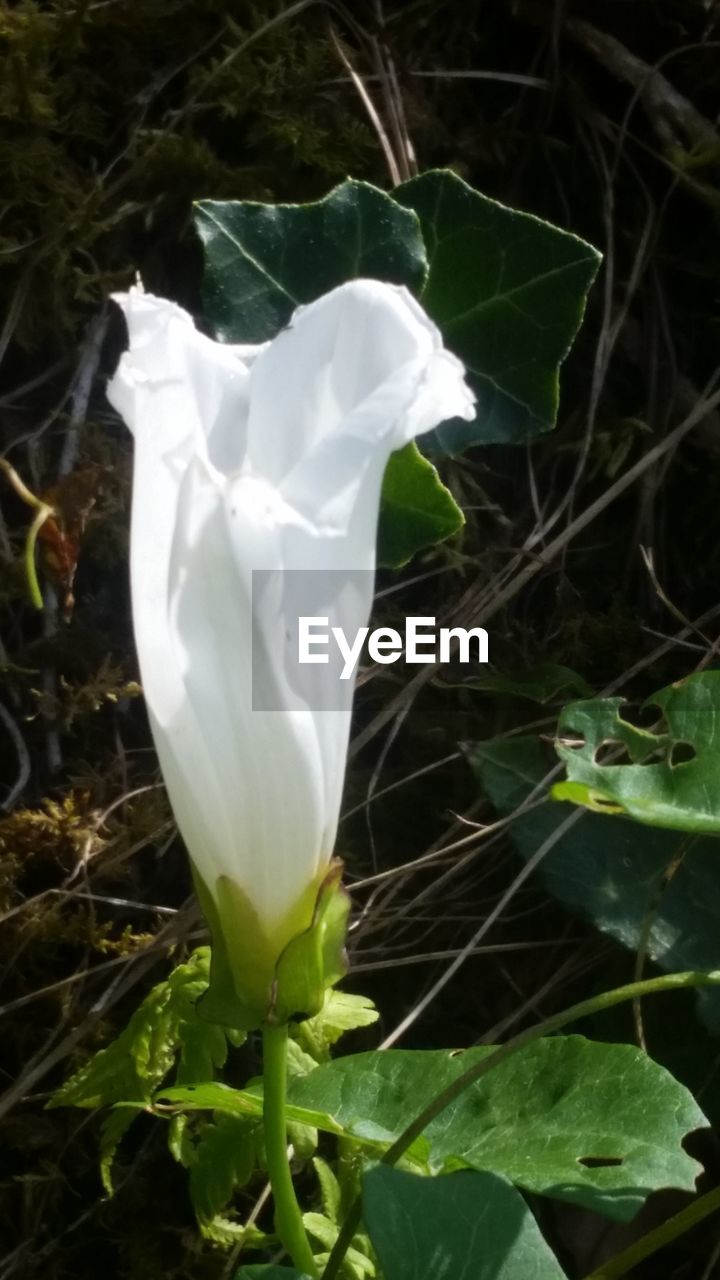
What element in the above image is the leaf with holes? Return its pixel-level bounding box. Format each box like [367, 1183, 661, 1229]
[553, 671, 720, 832]
[394, 169, 600, 450]
[363, 1167, 568, 1280]
[468, 734, 720, 1034]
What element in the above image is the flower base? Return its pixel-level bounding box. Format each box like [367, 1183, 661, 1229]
[195, 860, 350, 1031]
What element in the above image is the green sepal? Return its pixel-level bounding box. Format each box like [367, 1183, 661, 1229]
[193, 870, 270, 1032]
[273, 862, 350, 1026]
[193, 862, 350, 1032]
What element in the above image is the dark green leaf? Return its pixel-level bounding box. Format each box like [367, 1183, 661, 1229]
[468, 734, 720, 1031]
[378, 442, 463, 566]
[394, 169, 601, 450]
[456, 661, 592, 703]
[194, 180, 427, 343]
[553, 671, 720, 832]
[363, 1166, 567, 1280]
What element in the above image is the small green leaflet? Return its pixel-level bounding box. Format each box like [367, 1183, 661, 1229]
[189, 1113, 257, 1239]
[377, 442, 463, 567]
[48, 948, 229, 1111]
[47, 947, 236, 1192]
[295, 990, 379, 1061]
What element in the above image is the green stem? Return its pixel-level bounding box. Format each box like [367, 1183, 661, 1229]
[323, 968, 720, 1280]
[262, 1022, 319, 1278]
[583, 1183, 720, 1279]
[25, 504, 52, 610]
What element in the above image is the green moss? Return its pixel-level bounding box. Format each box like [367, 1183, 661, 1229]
[0, 1, 379, 345]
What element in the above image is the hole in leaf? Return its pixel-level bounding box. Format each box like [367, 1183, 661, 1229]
[560, 728, 585, 750]
[670, 740, 697, 766]
[590, 794, 624, 812]
[593, 741, 668, 767]
[594, 739, 633, 766]
[619, 702, 667, 733]
[577, 1156, 624, 1168]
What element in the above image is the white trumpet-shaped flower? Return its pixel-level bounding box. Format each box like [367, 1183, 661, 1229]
[108, 279, 474, 1024]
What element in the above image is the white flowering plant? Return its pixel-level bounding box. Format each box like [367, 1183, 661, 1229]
[49, 171, 720, 1280]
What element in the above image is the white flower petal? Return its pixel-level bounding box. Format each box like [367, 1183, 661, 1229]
[162, 459, 328, 934]
[245, 280, 475, 493]
[108, 279, 475, 970]
[108, 288, 259, 475]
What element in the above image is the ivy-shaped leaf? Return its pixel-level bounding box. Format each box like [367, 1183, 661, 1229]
[394, 168, 601, 450]
[194, 180, 427, 344]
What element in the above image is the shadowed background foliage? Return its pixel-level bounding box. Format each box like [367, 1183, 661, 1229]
[1, 1, 719, 1276]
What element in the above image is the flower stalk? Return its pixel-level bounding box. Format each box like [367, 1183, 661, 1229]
[262, 1022, 319, 1278]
